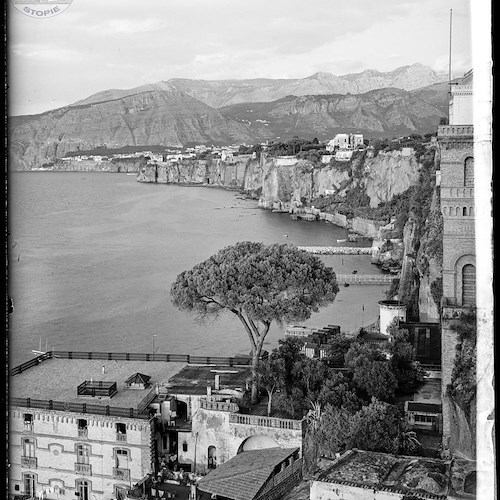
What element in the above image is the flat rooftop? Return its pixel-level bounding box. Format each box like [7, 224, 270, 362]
[164, 364, 250, 396]
[10, 358, 187, 409]
[317, 449, 451, 498]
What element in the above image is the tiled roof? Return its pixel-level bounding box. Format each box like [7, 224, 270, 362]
[317, 449, 451, 499]
[125, 372, 151, 385]
[197, 447, 298, 500]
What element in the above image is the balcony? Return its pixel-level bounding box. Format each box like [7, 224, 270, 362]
[437, 125, 473, 138]
[229, 413, 302, 430]
[78, 428, 88, 439]
[113, 468, 130, 480]
[116, 433, 127, 442]
[75, 462, 92, 475]
[21, 456, 37, 468]
[23, 424, 34, 433]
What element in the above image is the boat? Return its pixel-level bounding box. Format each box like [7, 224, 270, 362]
[352, 270, 358, 274]
[337, 239, 347, 243]
[127, 173, 137, 176]
[344, 283, 350, 287]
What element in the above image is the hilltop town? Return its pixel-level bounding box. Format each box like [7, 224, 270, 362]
[8, 70, 480, 500]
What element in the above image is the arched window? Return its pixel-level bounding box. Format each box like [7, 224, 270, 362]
[455, 207, 460, 216]
[462, 207, 467, 216]
[464, 157, 474, 186]
[462, 264, 476, 306]
[208, 446, 217, 469]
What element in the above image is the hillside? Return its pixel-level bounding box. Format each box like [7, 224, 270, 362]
[9, 88, 254, 170]
[220, 88, 446, 141]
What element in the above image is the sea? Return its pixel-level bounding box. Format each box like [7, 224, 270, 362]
[8, 172, 390, 366]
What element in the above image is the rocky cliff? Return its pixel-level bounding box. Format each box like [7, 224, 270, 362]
[138, 149, 420, 217]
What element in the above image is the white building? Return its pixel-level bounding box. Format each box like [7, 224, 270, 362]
[449, 69, 473, 125]
[326, 133, 364, 152]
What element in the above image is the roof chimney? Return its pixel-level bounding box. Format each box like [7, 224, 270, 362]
[102, 365, 105, 375]
[214, 374, 220, 390]
[207, 385, 212, 397]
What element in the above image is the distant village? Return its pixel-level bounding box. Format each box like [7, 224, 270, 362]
[35, 131, 427, 171]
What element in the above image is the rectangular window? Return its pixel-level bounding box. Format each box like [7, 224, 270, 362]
[76, 444, 90, 464]
[23, 438, 35, 458]
[24, 414, 33, 432]
[23, 474, 35, 496]
[116, 423, 127, 441]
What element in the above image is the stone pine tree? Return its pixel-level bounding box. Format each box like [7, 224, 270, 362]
[170, 241, 339, 403]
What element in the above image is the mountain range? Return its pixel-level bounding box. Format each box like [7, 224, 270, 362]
[72, 63, 447, 109]
[9, 64, 450, 170]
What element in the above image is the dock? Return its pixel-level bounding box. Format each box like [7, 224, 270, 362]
[335, 274, 396, 285]
[298, 246, 372, 255]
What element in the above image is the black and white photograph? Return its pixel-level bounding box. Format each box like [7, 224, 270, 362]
[6, 1, 493, 499]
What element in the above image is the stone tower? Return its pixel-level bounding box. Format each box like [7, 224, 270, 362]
[437, 70, 475, 457]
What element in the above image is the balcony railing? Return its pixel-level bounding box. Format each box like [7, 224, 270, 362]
[437, 125, 473, 137]
[21, 456, 37, 468]
[229, 413, 302, 430]
[77, 380, 118, 398]
[200, 399, 239, 413]
[113, 468, 130, 480]
[78, 428, 88, 438]
[75, 462, 92, 475]
[116, 433, 127, 442]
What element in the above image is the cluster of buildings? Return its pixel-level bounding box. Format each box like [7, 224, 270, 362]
[9, 71, 480, 500]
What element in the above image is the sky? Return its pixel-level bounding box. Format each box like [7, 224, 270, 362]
[8, 0, 474, 116]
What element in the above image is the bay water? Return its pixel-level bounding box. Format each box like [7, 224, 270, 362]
[8, 173, 389, 366]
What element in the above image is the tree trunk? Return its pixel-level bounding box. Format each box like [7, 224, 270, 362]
[267, 390, 273, 417]
[251, 343, 264, 404]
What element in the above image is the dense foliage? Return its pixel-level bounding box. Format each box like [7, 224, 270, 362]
[170, 242, 338, 402]
[446, 312, 477, 420]
[255, 329, 426, 470]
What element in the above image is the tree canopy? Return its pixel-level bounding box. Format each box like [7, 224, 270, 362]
[171, 241, 338, 401]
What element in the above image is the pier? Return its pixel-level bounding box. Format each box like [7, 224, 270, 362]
[336, 274, 397, 285]
[298, 246, 372, 255]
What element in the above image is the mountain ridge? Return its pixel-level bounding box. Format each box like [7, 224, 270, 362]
[63, 63, 446, 111]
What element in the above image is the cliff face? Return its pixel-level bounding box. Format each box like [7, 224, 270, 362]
[138, 150, 420, 216]
[42, 156, 146, 173]
[363, 151, 420, 208]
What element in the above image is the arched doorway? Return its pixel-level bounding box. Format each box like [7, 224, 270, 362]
[462, 264, 476, 306]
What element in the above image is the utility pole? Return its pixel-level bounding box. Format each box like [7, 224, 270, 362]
[448, 9, 453, 83]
